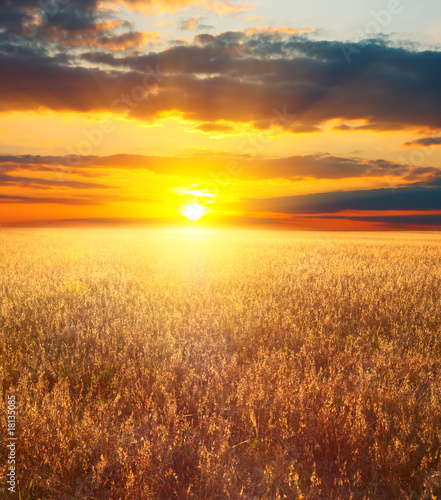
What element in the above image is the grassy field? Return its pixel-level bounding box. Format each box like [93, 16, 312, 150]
[1, 228, 441, 499]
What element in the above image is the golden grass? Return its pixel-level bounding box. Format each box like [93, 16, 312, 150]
[1, 228, 440, 499]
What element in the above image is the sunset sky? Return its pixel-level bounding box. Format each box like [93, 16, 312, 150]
[1, 0, 441, 229]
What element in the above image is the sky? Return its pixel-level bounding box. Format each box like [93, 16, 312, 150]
[1, 0, 441, 229]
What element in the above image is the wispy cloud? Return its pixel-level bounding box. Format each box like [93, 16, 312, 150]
[0, 173, 111, 190]
[179, 16, 214, 31]
[0, 195, 103, 205]
[404, 136, 441, 147]
[1, 153, 440, 183]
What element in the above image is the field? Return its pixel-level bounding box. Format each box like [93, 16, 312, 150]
[1, 228, 441, 499]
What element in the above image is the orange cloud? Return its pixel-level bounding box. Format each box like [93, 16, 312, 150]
[203, 0, 255, 15]
[244, 26, 316, 36]
[180, 16, 203, 30]
[157, 20, 172, 27]
[118, 0, 254, 15]
[41, 20, 161, 50]
[191, 123, 235, 134]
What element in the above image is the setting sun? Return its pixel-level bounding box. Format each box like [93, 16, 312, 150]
[183, 203, 206, 221]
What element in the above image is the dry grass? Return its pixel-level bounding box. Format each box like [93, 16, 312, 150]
[1, 228, 441, 499]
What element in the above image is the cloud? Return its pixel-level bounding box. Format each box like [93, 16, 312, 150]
[320, 214, 441, 227]
[192, 123, 235, 133]
[0, 0, 102, 34]
[0, 0, 253, 23]
[1, 153, 440, 184]
[404, 136, 441, 147]
[0, 48, 111, 113]
[0, 0, 159, 52]
[334, 122, 406, 132]
[244, 26, 315, 36]
[202, 0, 255, 15]
[0, 173, 111, 190]
[0, 195, 103, 205]
[251, 155, 441, 182]
[0, 155, 83, 170]
[0, 192, 163, 207]
[234, 187, 441, 215]
[4, 214, 283, 227]
[157, 20, 172, 27]
[179, 16, 214, 31]
[117, 0, 253, 15]
[44, 24, 161, 50]
[2, 32, 437, 131]
[180, 16, 202, 30]
[118, 0, 202, 13]
[4, 0, 438, 150]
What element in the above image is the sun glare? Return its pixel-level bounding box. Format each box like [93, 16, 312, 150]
[183, 203, 205, 221]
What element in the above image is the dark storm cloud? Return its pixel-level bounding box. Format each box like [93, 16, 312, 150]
[0, 0, 150, 52]
[0, 30, 440, 130]
[81, 35, 441, 130]
[0, 42, 165, 113]
[0, 47, 109, 111]
[236, 187, 441, 214]
[0, 0, 102, 37]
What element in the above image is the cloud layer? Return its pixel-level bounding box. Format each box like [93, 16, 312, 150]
[235, 187, 441, 214]
[1, 153, 440, 184]
[1, 28, 441, 132]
